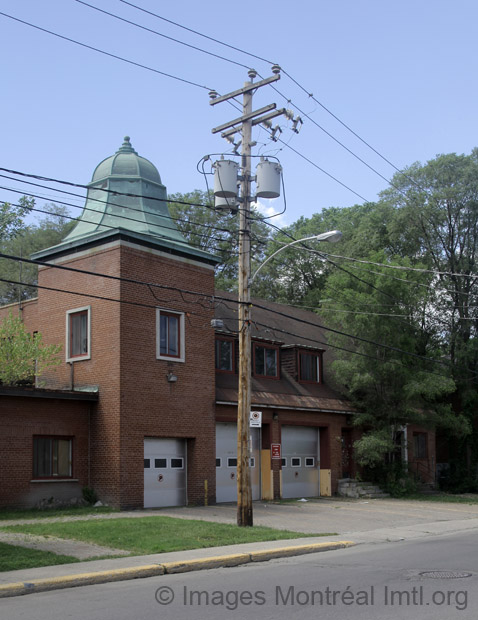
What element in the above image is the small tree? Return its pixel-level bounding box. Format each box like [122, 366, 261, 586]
[0, 313, 62, 385]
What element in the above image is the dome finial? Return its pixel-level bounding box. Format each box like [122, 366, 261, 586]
[117, 135, 137, 154]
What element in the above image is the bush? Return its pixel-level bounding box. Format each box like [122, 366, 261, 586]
[82, 487, 98, 505]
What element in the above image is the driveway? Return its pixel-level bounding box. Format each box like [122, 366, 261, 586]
[158, 497, 478, 540]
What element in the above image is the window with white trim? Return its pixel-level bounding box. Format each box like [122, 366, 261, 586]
[156, 309, 185, 361]
[33, 437, 72, 478]
[66, 306, 91, 361]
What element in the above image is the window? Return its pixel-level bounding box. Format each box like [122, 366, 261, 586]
[299, 351, 321, 383]
[227, 457, 237, 467]
[250, 457, 255, 468]
[216, 458, 222, 468]
[154, 458, 167, 469]
[253, 344, 278, 378]
[215, 338, 234, 372]
[281, 458, 287, 467]
[33, 437, 72, 478]
[414, 433, 427, 459]
[66, 306, 91, 361]
[291, 457, 301, 467]
[144, 459, 151, 469]
[171, 458, 184, 469]
[156, 309, 185, 361]
[305, 457, 315, 467]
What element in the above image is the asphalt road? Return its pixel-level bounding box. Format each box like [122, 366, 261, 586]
[2, 530, 476, 620]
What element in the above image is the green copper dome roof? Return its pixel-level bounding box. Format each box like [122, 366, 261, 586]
[31, 137, 219, 265]
[92, 136, 162, 184]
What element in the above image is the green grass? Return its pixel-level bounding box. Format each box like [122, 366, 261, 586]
[0, 542, 77, 572]
[0, 506, 116, 521]
[401, 493, 478, 504]
[1, 515, 326, 555]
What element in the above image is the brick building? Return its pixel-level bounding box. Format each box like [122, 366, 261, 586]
[0, 137, 434, 508]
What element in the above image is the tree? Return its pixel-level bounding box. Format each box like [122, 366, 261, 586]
[0, 196, 33, 239]
[168, 190, 271, 291]
[321, 251, 468, 470]
[0, 201, 75, 305]
[0, 312, 61, 385]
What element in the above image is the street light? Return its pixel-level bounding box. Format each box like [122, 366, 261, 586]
[250, 230, 343, 285]
[238, 229, 342, 526]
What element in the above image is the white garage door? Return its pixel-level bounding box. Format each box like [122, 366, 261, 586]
[216, 423, 261, 503]
[282, 426, 320, 499]
[144, 438, 186, 508]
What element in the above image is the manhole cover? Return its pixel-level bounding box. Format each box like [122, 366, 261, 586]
[419, 571, 472, 580]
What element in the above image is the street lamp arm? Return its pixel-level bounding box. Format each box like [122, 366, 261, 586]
[249, 230, 342, 285]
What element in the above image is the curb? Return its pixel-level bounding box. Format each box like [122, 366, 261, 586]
[0, 541, 355, 598]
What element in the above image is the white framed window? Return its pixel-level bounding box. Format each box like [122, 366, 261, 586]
[227, 457, 238, 468]
[291, 457, 301, 467]
[156, 309, 185, 362]
[305, 457, 315, 467]
[154, 458, 168, 469]
[66, 306, 91, 362]
[281, 457, 287, 467]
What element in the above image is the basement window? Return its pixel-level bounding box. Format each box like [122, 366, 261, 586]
[33, 437, 72, 479]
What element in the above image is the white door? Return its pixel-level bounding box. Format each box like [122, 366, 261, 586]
[144, 438, 186, 508]
[282, 426, 320, 498]
[216, 423, 261, 503]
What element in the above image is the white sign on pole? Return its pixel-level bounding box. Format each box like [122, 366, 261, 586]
[249, 411, 262, 428]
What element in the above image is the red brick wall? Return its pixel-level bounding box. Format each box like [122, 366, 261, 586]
[24, 241, 217, 508]
[117, 245, 216, 507]
[0, 396, 90, 508]
[0, 298, 39, 329]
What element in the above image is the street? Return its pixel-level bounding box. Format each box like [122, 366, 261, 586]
[2, 529, 476, 619]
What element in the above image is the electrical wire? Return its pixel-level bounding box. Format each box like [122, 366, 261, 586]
[0, 10, 213, 91]
[75, 0, 251, 71]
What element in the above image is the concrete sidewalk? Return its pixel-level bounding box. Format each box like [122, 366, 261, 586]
[2, 497, 478, 598]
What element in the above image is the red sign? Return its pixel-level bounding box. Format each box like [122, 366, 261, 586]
[271, 444, 281, 459]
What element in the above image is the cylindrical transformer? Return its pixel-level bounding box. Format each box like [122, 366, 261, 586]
[213, 159, 239, 198]
[215, 195, 238, 214]
[255, 159, 282, 199]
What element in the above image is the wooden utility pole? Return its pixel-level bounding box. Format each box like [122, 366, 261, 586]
[210, 68, 283, 526]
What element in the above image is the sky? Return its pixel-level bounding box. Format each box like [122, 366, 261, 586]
[1, 0, 477, 229]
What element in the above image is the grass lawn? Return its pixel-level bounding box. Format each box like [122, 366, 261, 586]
[0, 506, 116, 521]
[402, 493, 478, 504]
[0, 542, 77, 572]
[1, 516, 329, 555]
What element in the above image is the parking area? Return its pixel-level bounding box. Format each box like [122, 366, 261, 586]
[158, 497, 478, 537]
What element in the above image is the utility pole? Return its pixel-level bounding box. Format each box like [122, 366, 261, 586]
[210, 67, 288, 526]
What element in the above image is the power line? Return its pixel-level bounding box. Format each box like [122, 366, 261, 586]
[75, 0, 251, 71]
[0, 10, 213, 91]
[0, 180, 242, 248]
[0, 252, 461, 373]
[118, 0, 276, 66]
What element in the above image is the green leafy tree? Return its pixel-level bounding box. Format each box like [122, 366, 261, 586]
[0, 196, 34, 239]
[0, 201, 75, 305]
[321, 251, 469, 469]
[0, 312, 62, 385]
[168, 190, 271, 291]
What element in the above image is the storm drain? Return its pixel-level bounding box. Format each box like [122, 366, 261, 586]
[419, 571, 472, 580]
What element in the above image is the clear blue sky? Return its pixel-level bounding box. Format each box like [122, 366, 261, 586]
[1, 0, 477, 227]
